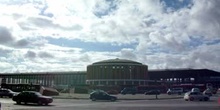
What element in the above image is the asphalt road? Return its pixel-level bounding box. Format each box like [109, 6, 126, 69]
[1, 96, 220, 110]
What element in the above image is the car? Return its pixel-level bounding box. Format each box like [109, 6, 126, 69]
[218, 97, 220, 105]
[184, 91, 209, 101]
[191, 88, 200, 92]
[212, 88, 218, 94]
[89, 90, 117, 101]
[144, 90, 160, 95]
[0, 88, 18, 98]
[12, 91, 53, 105]
[107, 90, 119, 95]
[203, 88, 212, 96]
[167, 88, 183, 95]
[120, 87, 137, 95]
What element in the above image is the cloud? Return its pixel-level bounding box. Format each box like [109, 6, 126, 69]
[14, 39, 30, 47]
[0, 0, 220, 73]
[0, 26, 15, 45]
[188, 0, 220, 38]
[120, 48, 137, 60]
[38, 51, 54, 58]
[25, 50, 37, 59]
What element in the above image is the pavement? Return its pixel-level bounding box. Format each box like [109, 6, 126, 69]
[52, 93, 184, 100]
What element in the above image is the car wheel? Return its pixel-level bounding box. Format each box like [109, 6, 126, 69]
[132, 93, 136, 95]
[185, 99, 188, 101]
[178, 92, 181, 95]
[190, 97, 194, 101]
[91, 97, 96, 101]
[110, 97, 116, 102]
[168, 92, 171, 95]
[204, 97, 209, 101]
[38, 100, 43, 105]
[45, 103, 48, 105]
[16, 101, 21, 104]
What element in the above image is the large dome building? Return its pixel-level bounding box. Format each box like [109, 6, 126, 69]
[86, 58, 149, 86]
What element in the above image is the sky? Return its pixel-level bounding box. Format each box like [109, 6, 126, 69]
[0, 0, 220, 73]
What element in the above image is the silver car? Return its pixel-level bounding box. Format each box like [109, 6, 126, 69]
[167, 88, 183, 95]
[184, 91, 209, 101]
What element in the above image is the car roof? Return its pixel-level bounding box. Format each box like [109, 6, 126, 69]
[21, 91, 39, 93]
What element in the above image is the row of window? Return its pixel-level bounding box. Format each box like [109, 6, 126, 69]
[2, 74, 86, 86]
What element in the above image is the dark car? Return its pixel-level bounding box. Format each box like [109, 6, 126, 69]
[144, 90, 160, 95]
[12, 91, 53, 105]
[0, 88, 18, 98]
[121, 87, 137, 95]
[90, 90, 117, 101]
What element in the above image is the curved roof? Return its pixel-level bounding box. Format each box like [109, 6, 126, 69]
[92, 58, 143, 65]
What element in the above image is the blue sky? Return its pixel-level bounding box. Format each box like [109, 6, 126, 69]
[0, 0, 220, 73]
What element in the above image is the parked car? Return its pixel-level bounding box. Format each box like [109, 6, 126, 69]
[0, 88, 18, 98]
[218, 97, 220, 105]
[89, 90, 117, 101]
[144, 90, 160, 95]
[203, 88, 212, 96]
[184, 91, 209, 101]
[167, 88, 183, 95]
[12, 91, 53, 105]
[107, 90, 119, 95]
[191, 88, 200, 92]
[121, 87, 137, 95]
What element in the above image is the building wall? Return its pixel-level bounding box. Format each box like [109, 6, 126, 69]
[86, 59, 149, 86]
[0, 72, 87, 87]
[87, 64, 148, 80]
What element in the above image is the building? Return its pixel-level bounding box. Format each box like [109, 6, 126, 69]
[1, 58, 220, 90]
[0, 71, 86, 88]
[86, 58, 149, 86]
[148, 69, 220, 87]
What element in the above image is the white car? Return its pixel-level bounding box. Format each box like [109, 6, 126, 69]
[167, 88, 183, 95]
[184, 91, 209, 101]
[203, 88, 212, 96]
[191, 88, 200, 92]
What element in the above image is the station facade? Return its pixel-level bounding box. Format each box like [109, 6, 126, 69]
[86, 58, 149, 86]
[0, 58, 220, 89]
[0, 71, 86, 87]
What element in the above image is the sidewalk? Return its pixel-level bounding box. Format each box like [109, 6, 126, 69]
[52, 93, 183, 100]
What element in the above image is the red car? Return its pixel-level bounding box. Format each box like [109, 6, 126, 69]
[12, 91, 53, 105]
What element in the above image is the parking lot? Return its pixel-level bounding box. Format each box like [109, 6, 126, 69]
[1, 94, 220, 110]
[53, 93, 184, 100]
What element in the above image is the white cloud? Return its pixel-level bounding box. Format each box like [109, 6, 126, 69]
[0, 26, 15, 44]
[0, 0, 220, 73]
[188, 0, 220, 38]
